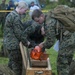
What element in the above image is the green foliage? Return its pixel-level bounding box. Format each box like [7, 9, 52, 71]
[47, 47, 58, 75]
[0, 57, 8, 64]
[58, 0, 71, 6]
[21, 12, 31, 23]
[44, 2, 58, 10]
[46, 0, 50, 4]
[0, 0, 9, 4]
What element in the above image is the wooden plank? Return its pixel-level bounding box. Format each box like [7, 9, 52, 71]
[30, 58, 48, 67]
[19, 42, 28, 69]
[19, 42, 52, 75]
[26, 70, 52, 75]
[27, 58, 51, 70]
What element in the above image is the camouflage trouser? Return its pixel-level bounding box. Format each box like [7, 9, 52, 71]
[8, 49, 22, 75]
[69, 60, 75, 75]
[57, 46, 74, 75]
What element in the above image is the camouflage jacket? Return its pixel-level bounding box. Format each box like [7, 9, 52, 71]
[3, 10, 29, 50]
[23, 21, 44, 47]
[43, 14, 75, 49]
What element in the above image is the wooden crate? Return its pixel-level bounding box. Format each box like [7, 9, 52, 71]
[20, 42, 52, 75]
[26, 58, 52, 75]
[30, 58, 48, 67]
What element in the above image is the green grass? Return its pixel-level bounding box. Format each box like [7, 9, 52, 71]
[0, 57, 8, 64]
[47, 47, 58, 75]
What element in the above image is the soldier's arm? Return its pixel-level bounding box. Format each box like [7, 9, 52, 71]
[43, 19, 56, 49]
[12, 15, 38, 46]
[7, 14, 30, 46]
[21, 22, 38, 46]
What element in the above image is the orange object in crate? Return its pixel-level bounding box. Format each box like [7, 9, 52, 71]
[30, 46, 49, 60]
[30, 46, 43, 60]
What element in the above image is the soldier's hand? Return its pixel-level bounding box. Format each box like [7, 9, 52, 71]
[38, 42, 44, 48]
[27, 41, 30, 46]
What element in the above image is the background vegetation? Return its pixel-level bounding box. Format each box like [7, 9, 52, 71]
[0, 0, 75, 75]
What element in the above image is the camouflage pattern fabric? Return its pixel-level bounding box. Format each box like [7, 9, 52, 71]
[43, 17, 56, 48]
[3, 10, 45, 75]
[3, 10, 28, 75]
[57, 46, 74, 75]
[43, 14, 75, 75]
[8, 49, 22, 75]
[3, 10, 29, 50]
[23, 21, 44, 48]
[69, 60, 75, 75]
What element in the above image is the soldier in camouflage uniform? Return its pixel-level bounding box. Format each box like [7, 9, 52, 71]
[0, 0, 7, 32]
[3, 2, 29, 75]
[23, 20, 45, 48]
[31, 9, 75, 75]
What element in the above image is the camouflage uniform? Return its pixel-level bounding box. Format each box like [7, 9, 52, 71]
[0, 2, 7, 32]
[43, 14, 75, 75]
[3, 10, 30, 75]
[23, 20, 45, 48]
[69, 60, 75, 75]
[23, 20, 45, 68]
